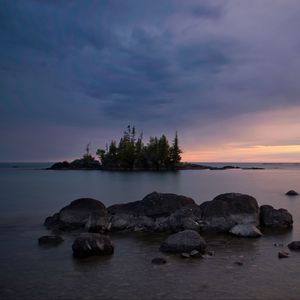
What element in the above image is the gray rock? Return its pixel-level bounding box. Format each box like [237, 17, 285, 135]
[229, 224, 263, 238]
[278, 250, 289, 259]
[38, 235, 64, 246]
[108, 192, 195, 231]
[168, 204, 202, 232]
[286, 190, 299, 196]
[45, 198, 109, 232]
[260, 205, 293, 228]
[180, 252, 190, 258]
[72, 233, 114, 258]
[160, 230, 207, 253]
[190, 249, 203, 258]
[200, 193, 259, 232]
[109, 192, 195, 218]
[151, 257, 167, 265]
[288, 241, 300, 250]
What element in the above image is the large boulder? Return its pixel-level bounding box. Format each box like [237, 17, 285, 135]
[108, 192, 195, 231]
[45, 198, 110, 232]
[229, 224, 263, 238]
[260, 205, 293, 228]
[72, 233, 114, 258]
[160, 230, 207, 253]
[200, 193, 259, 232]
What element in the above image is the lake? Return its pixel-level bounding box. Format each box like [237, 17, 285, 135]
[0, 163, 300, 299]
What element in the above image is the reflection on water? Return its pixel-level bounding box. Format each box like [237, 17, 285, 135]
[0, 165, 300, 299]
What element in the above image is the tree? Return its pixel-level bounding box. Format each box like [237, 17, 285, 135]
[169, 132, 182, 165]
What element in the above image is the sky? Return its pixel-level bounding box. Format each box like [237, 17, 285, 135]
[1, 0, 300, 162]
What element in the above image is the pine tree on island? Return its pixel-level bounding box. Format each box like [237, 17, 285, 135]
[96, 126, 182, 170]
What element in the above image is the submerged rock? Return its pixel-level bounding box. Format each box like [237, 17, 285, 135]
[160, 230, 207, 253]
[108, 192, 195, 231]
[200, 193, 259, 232]
[72, 233, 114, 258]
[288, 241, 300, 250]
[151, 257, 167, 265]
[286, 190, 299, 196]
[180, 252, 190, 258]
[45, 198, 110, 232]
[229, 224, 263, 238]
[38, 235, 64, 246]
[278, 250, 289, 259]
[260, 205, 293, 228]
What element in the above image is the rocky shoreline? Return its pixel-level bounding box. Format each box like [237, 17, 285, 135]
[48, 159, 264, 171]
[40, 191, 299, 259]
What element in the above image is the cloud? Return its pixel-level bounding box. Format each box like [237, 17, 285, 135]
[1, 0, 300, 161]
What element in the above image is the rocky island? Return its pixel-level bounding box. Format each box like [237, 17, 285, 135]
[48, 126, 264, 171]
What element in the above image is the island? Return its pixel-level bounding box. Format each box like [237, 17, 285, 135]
[49, 126, 264, 171]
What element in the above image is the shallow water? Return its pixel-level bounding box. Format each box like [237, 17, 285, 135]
[0, 163, 300, 299]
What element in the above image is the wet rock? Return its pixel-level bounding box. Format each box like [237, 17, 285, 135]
[180, 252, 190, 258]
[229, 224, 263, 238]
[45, 198, 110, 232]
[260, 205, 293, 228]
[160, 230, 207, 253]
[168, 204, 203, 232]
[234, 261, 244, 266]
[108, 192, 195, 232]
[278, 250, 289, 259]
[288, 241, 300, 250]
[38, 235, 64, 246]
[151, 257, 167, 265]
[72, 233, 114, 258]
[200, 193, 259, 232]
[286, 190, 299, 196]
[190, 249, 203, 258]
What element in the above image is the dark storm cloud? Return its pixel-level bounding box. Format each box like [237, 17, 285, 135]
[1, 0, 300, 161]
[0, 0, 231, 127]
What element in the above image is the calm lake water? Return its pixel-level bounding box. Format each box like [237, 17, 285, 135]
[1, 163, 300, 300]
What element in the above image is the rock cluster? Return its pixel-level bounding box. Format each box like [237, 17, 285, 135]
[42, 191, 294, 258]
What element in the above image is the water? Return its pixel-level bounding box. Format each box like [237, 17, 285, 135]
[1, 163, 300, 299]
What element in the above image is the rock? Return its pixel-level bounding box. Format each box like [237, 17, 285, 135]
[278, 250, 289, 259]
[85, 212, 111, 233]
[260, 205, 293, 228]
[160, 230, 207, 253]
[49, 157, 101, 170]
[168, 204, 203, 232]
[151, 257, 167, 265]
[45, 198, 110, 232]
[50, 161, 73, 170]
[38, 235, 64, 246]
[190, 249, 199, 256]
[108, 192, 195, 231]
[180, 252, 190, 258]
[288, 241, 300, 250]
[190, 250, 203, 258]
[286, 190, 299, 196]
[229, 224, 263, 238]
[200, 193, 259, 232]
[72, 233, 114, 258]
[109, 192, 195, 218]
[234, 261, 244, 266]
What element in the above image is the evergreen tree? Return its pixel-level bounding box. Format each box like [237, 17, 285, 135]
[169, 132, 182, 165]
